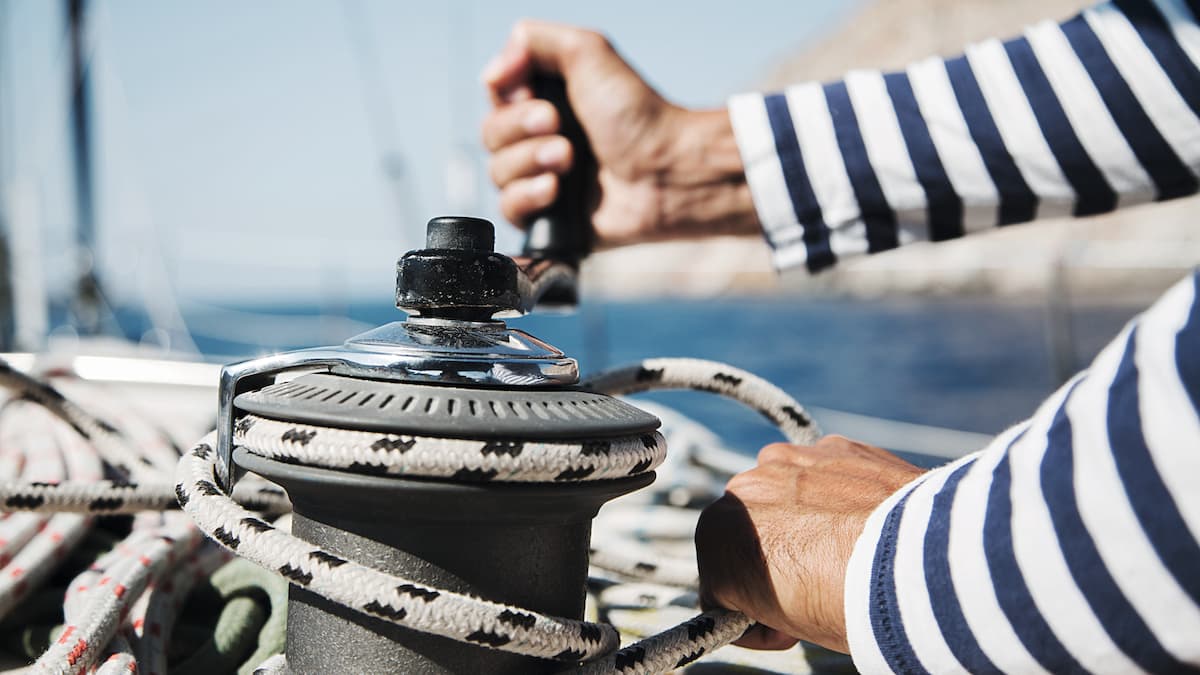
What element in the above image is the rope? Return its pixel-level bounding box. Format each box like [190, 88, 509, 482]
[0, 361, 160, 483]
[232, 417, 668, 483]
[587, 547, 700, 589]
[0, 404, 97, 621]
[0, 477, 290, 515]
[0, 356, 823, 673]
[0, 361, 222, 674]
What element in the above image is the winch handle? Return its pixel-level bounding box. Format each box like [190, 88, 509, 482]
[521, 74, 595, 267]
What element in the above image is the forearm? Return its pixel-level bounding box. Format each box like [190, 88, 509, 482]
[733, 0, 1200, 273]
[844, 270, 1200, 672]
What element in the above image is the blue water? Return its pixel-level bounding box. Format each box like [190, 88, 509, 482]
[153, 296, 1141, 457]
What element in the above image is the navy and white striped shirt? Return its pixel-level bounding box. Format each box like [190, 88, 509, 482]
[731, 0, 1200, 272]
[844, 273, 1200, 673]
[728, 1, 1200, 671]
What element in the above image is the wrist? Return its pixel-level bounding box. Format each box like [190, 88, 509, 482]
[651, 108, 760, 240]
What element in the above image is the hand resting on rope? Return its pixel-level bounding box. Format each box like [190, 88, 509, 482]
[695, 435, 924, 654]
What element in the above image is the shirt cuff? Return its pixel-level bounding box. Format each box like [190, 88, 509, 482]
[842, 448, 991, 674]
[728, 91, 814, 272]
[843, 468, 928, 674]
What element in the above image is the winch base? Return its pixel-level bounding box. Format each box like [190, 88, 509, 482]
[235, 447, 653, 674]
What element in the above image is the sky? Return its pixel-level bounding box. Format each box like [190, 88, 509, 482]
[2, 0, 859, 309]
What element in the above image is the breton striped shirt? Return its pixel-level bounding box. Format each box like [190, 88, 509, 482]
[730, 0, 1200, 272]
[727, 1, 1200, 672]
[844, 272, 1200, 673]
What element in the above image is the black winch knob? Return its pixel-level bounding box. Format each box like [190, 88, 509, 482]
[395, 217, 521, 321]
[426, 216, 495, 252]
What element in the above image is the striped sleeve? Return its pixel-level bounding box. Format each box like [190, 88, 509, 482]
[843, 269, 1200, 673]
[731, 0, 1200, 273]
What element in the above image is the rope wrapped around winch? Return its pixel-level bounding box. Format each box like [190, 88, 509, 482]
[0, 357, 823, 674]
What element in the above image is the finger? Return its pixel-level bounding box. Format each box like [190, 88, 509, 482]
[481, 39, 533, 104]
[487, 21, 596, 90]
[481, 100, 560, 152]
[501, 83, 533, 105]
[499, 173, 558, 226]
[733, 623, 800, 651]
[695, 494, 772, 616]
[489, 136, 573, 187]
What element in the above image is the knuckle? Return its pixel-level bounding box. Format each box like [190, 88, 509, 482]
[531, 99, 560, 128]
[487, 157, 504, 187]
[564, 27, 606, 58]
[723, 470, 754, 494]
[814, 434, 844, 449]
[580, 29, 611, 52]
[479, 120, 494, 150]
[512, 18, 535, 40]
[499, 191, 523, 222]
[756, 442, 794, 465]
[480, 116, 504, 151]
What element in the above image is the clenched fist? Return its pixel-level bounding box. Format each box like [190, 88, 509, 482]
[481, 20, 760, 247]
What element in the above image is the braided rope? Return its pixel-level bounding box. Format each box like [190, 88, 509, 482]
[93, 635, 137, 675]
[91, 514, 210, 675]
[134, 546, 232, 675]
[577, 610, 753, 674]
[587, 547, 699, 589]
[252, 653, 288, 674]
[0, 407, 60, 570]
[35, 515, 200, 675]
[177, 438, 623, 661]
[582, 358, 821, 447]
[0, 362, 159, 483]
[0, 477, 290, 515]
[234, 416, 667, 483]
[0, 359, 209, 674]
[0, 407, 98, 621]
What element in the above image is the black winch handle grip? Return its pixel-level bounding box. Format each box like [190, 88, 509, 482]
[521, 74, 596, 265]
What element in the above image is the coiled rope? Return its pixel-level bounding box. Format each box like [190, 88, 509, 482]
[0, 361, 227, 675]
[1, 357, 822, 673]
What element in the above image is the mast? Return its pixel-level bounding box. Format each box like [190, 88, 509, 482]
[67, 0, 104, 335]
[0, 1, 12, 351]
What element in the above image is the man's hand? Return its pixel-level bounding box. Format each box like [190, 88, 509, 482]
[695, 436, 925, 653]
[481, 20, 759, 247]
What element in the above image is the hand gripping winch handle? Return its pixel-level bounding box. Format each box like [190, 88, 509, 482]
[521, 74, 595, 271]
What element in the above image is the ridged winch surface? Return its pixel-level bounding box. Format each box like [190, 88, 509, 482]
[233, 372, 660, 440]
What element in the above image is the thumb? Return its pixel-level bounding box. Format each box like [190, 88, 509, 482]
[512, 19, 602, 75]
[481, 20, 607, 100]
[733, 623, 801, 651]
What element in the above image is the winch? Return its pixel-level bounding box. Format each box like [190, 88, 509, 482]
[215, 214, 658, 673]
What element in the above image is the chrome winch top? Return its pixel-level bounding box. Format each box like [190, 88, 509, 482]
[214, 215, 592, 490]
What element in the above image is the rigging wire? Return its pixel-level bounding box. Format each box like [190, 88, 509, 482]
[82, 2, 202, 357]
[339, 0, 423, 244]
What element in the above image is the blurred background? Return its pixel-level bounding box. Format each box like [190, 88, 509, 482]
[0, 0, 1195, 453]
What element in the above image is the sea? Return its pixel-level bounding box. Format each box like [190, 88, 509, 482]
[139, 295, 1146, 460]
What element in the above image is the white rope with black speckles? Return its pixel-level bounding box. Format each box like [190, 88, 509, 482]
[176, 358, 821, 673]
[0, 362, 161, 484]
[0, 361, 229, 675]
